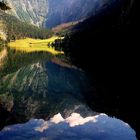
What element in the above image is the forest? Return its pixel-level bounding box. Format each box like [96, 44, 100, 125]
[1, 13, 52, 40]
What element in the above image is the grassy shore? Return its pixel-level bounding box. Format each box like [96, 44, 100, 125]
[9, 36, 64, 55]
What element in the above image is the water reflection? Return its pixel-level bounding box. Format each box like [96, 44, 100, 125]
[0, 48, 137, 140]
[0, 48, 53, 78]
[0, 48, 92, 122]
[0, 113, 137, 140]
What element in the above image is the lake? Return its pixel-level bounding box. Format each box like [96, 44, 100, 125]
[0, 46, 137, 140]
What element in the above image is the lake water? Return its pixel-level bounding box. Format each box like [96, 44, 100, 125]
[0, 47, 137, 140]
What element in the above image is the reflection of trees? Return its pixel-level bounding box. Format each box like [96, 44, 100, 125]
[0, 49, 53, 78]
[52, 39, 63, 51]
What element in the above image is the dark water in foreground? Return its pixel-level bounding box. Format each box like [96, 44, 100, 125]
[0, 48, 137, 140]
[0, 113, 137, 140]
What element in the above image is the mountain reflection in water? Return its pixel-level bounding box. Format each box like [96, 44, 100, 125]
[0, 48, 137, 140]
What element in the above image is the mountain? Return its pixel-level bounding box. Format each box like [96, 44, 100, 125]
[4, 0, 49, 27]
[52, 0, 140, 139]
[46, 0, 113, 28]
[0, 9, 52, 41]
[2, 0, 112, 28]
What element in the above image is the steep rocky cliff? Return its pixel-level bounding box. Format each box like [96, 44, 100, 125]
[4, 0, 49, 27]
[46, 0, 112, 28]
[1, 0, 112, 28]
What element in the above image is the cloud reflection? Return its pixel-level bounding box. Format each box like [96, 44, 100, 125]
[0, 113, 137, 140]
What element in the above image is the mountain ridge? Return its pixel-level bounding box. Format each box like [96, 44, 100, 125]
[4, 0, 48, 27]
[1, 0, 112, 28]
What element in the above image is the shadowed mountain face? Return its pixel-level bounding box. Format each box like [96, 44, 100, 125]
[2, 0, 113, 28]
[56, 0, 139, 139]
[0, 61, 93, 124]
[45, 0, 113, 28]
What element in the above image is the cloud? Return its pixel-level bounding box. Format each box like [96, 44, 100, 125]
[0, 113, 137, 140]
